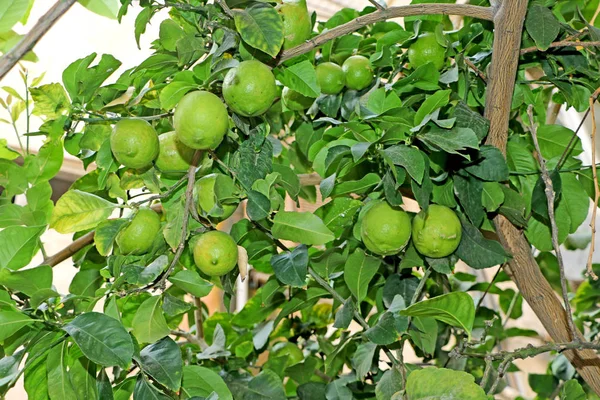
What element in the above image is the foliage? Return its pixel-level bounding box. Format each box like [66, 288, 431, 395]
[1, 0, 600, 399]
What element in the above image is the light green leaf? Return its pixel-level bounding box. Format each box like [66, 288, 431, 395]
[344, 249, 380, 304]
[406, 367, 487, 400]
[272, 211, 334, 245]
[0, 310, 33, 341]
[0, 0, 29, 33]
[400, 292, 475, 336]
[159, 81, 197, 110]
[0, 138, 19, 160]
[131, 295, 170, 344]
[50, 190, 116, 233]
[29, 83, 70, 119]
[63, 312, 133, 369]
[414, 89, 451, 125]
[560, 379, 586, 400]
[24, 139, 64, 185]
[315, 197, 362, 238]
[78, 0, 119, 20]
[481, 182, 505, 212]
[233, 3, 283, 58]
[0, 225, 44, 270]
[0, 265, 52, 296]
[537, 125, 583, 160]
[331, 173, 381, 197]
[168, 270, 214, 298]
[47, 341, 77, 400]
[274, 61, 320, 98]
[181, 365, 233, 400]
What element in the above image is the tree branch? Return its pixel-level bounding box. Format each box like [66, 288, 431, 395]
[278, 4, 493, 63]
[0, 0, 77, 80]
[520, 40, 600, 55]
[73, 112, 173, 124]
[588, 95, 600, 280]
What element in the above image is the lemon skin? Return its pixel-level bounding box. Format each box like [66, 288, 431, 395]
[407, 32, 446, 71]
[360, 201, 412, 256]
[193, 231, 239, 277]
[174, 91, 229, 150]
[155, 131, 196, 175]
[316, 62, 345, 95]
[110, 119, 159, 169]
[342, 56, 374, 91]
[412, 204, 462, 258]
[222, 60, 278, 117]
[195, 173, 239, 221]
[116, 208, 162, 255]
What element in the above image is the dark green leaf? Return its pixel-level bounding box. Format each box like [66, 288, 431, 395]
[132, 296, 170, 344]
[365, 312, 400, 345]
[333, 298, 355, 329]
[140, 337, 183, 392]
[344, 249, 380, 304]
[0, 310, 33, 341]
[168, 270, 213, 298]
[244, 369, 286, 400]
[525, 4, 560, 51]
[233, 3, 283, 58]
[351, 342, 377, 380]
[47, 341, 77, 400]
[464, 146, 509, 182]
[381, 145, 425, 184]
[133, 375, 171, 400]
[456, 220, 511, 269]
[270, 245, 308, 287]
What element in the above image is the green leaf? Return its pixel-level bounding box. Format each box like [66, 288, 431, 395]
[0, 0, 29, 33]
[456, 220, 511, 269]
[0, 265, 52, 296]
[131, 295, 170, 344]
[68, 354, 98, 400]
[525, 4, 560, 51]
[414, 89, 451, 125]
[0, 311, 33, 341]
[133, 375, 171, 400]
[25, 138, 63, 185]
[481, 182, 505, 212]
[376, 367, 403, 400]
[352, 342, 377, 380]
[381, 145, 425, 184]
[181, 365, 233, 400]
[69, 269, 102, 297]
[406, 367, 487, 400]
[464, 146, 509, 182]
[0, 349, 23, 386]
[62, 53, 121, 104]
[400, 292, 475, 336]
[344, 249, 380, 304]
[140, 337, 183, 392]
[274, 60, 320, 98]
[94, 219, 128, 256]
[233, 134, 273, 190]
[537, 125, 582, 160]
[560, 379, 586, 400]
[333, 298, 355, 329]
[315, 197, 362, 238]
[47, 341, 77, 400]
[233, 3, 283, 58]
[270, 245, 308, 287]
[0, 138, 19, 160]
[97, 369, 114, 400]
[50, 190, 116, 233]
[365, 312, 400, 345]
[78, 0, 119, 19]
[159, 81, 197, 110]
[0, 225, 44, 270]
[29, 83, 70, 119]
[168, 270, 214, 298]
[272, 211, 334, 245]
[454, 101, 489, 140]
[331, 173, 381, 197]
[244, 369, 286, 400]
[418, 128, 479, 159]
[454, 174, 484, 227]
[63, 312, 134, 369]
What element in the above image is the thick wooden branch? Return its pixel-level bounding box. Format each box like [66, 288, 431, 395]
[278, 4, 493, 63]
[0, 0, 77, 80]
[484, 0, 600, 394]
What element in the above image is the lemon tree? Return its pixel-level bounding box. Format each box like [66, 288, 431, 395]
[2, 0, 600, 399]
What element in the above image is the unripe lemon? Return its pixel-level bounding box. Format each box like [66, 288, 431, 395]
[222, 60, 277, 117]
[110, 119, 159, 169]
[342, 55, 373, 91]
[412, 204, 462, 258]
[155, 131, 196, 175]
[360, 201, 411, 256]
[174, 91, 229, 150]
[195, 173, 239, 221]
[116, 208, 161, 255]
[278, 0, 312, 49]
[316, 62, 345, 95]
[192, 231, 238, 277]
[282, 87, 314, 111]
[407, 32, 446, 71]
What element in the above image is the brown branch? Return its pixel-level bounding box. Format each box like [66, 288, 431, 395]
[527, 105, 577, 341]
[464, 57, 487, 83]
[520, 40, 600, 55]
[0, 0, 77, 80]
[278, 4, 493, 63]
[588, 92, 600, 280]
[39, 231, 95, 267]
[194, 297, 204, 339]
[484, 0, 600, 394]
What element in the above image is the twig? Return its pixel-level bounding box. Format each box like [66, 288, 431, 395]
[194, 297, 204, 339]
[520, 40, 600, 55]
[38, 231, 95, 267]
[0, 0, 77, 80]
[170, 329, 206, 348]
[368, 0, 386, 11]
[215, 0, 234, 18]
[464, 57, 487, 83]
[132, 174, 188, 206]
[527, 105, 578, 342]
[278, 4, 493, 63]
[475, 266, 503, 312]
[479, 356, 494, 389]
[73, 112, 173, 123]
[587, 94, 600, 280]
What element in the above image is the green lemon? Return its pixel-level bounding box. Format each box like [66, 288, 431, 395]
[222, 60, 278, 117]
[270, 342, 304, 365]
[282, 87, 314, 111]
[155, 131, 196, 175]
[192, 231, 238, 277]
[342, 55, 374, 91]
[195, 173, 239, 221]
[316, 62, 345, 95]
[407, 32, 446, 71]
[278, 0, 312, 50]
[360, 201, 412, 256]
[174, 91, 229, 150]
[116, 208, 161, 255]
[110, 119, 159, 169]
[412, 204, 462, 258]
